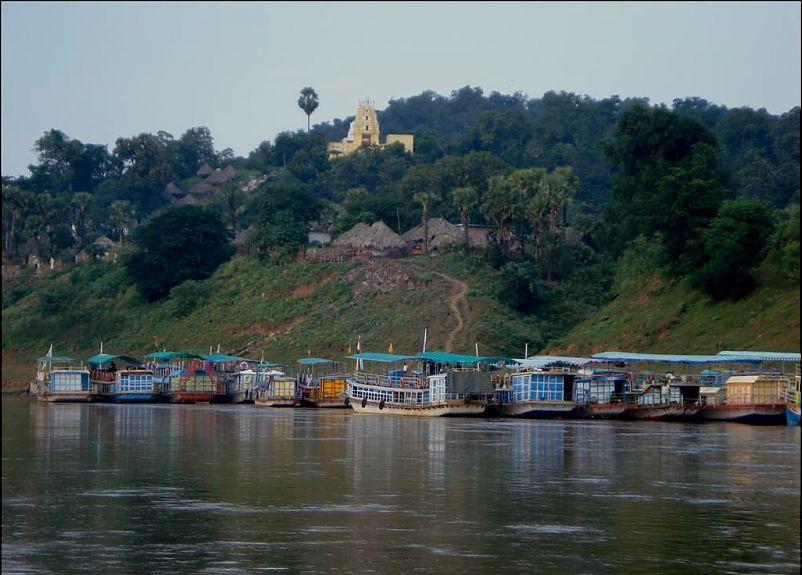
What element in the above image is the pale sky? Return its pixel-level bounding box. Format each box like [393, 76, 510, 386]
[2, 1, 800, 177]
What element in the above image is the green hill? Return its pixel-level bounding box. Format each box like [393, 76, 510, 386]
[550, 254, 800, 355]
[2, 253, 546, 391]
[3, 250, 799, 392]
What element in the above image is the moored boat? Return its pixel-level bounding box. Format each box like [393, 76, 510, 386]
[89, 353, 159, 402]
[254, 367, 299, 407]
[574, 372, 632, 419]
[625, 383, 701, 421]
[501, 370, 577, 418]
[699, 375, 788, 425]
[164, 355, 228, 404]
[32, 352, 92, 403]
[782, 365, 801, 426]
[347, 351, 500, 417]
[298, 358, 350, 408]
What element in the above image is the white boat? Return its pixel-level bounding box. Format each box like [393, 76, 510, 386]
[346, 352, 499, 417]
[32, 353, 91, 403]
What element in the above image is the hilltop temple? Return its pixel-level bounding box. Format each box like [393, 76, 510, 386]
[327, 100, 414, 159]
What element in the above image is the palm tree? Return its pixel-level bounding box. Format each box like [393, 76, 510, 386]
[413, 191, 434, 255]
[297, 87, 319, 132]
[452, 186, 477, 250]
[108, 200, 134, 244]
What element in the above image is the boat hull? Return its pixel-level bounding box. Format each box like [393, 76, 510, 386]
[626, 403, 701, 421]
[300, 397, 349, 408]
[37, 392, 92, 403]
[501, 401, 577, 418]
[168, 392, 216, 404]
[104, 393, 160, 403]
[700, 404, 787, 425]
[229, 391, 256, 404]
[349, 398, 486, 417]
[254, 398, 297, 407]
[577, 403, 629, 419]
[786, 405, 801, 426]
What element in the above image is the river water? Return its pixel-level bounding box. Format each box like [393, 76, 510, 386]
[2, 398, 800, 574]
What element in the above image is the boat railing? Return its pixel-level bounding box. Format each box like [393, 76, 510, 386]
[351, 372, 426, 389]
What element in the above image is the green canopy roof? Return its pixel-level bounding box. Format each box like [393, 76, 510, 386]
[298, 357, 339, 365]
[347, 352, 411, 363]
[37, 355, 75, 362]
[591, 351, 762, 364]
[87, 353, 141, 366]
[202, 353, 248, 363]
[414, 351, 510, 364]
[146, 351, 203, 361]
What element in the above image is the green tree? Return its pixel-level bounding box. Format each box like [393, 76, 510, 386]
[605, 104, 727, 272]
[452, 186, 478, 249]
[298, 87, 320, 132]
[126, 205, 233, 301]
[694, 199, 775, 300]
[108, 200, 135, 243]
[216, 181, 244, 232]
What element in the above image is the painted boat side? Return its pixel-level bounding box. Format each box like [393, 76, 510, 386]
[700, 404, 787, 425]
[577, 403, 629, 419]
[168, 392, 216, 404]
[786, 405, 801, 426]
[349, 397, 486, 417]
[254, 399, 297, 407]
[626, 404, 701, 421]
[37, 392, 92, 403]
[501, 400, 577, 418]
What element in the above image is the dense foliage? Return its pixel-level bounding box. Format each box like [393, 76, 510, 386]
[2, 86, 799, 317]
[125, 206, 233, 301]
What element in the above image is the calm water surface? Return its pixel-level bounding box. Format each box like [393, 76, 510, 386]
[2, 397, 800, 574]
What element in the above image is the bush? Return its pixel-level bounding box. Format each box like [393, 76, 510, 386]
[168, 280, 211, 318]
[694, 199, 775, 300]
[36, 282, 75, 315]
[496, 261, 551, 313]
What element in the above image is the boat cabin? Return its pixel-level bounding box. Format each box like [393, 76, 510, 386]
[33, 354, 91, 401]
[88, 353, 156, 402]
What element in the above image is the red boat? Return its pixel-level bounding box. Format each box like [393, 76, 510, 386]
[164, 358, 225, 404]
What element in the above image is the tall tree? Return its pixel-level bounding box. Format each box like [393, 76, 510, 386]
[126, 205, 233, 301]
[413, 191, 435, 255]
[452, 186, 477, 249]
[298, 87, 320, 132]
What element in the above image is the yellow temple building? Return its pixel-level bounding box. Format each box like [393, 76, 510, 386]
[327, 100, 414, 159]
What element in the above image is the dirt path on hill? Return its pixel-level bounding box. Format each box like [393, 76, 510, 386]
[434, 272, 469, 352]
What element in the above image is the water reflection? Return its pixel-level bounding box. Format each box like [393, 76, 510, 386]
[3, 399, 800, 574]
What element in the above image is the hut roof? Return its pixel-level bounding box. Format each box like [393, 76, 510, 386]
[402, 218, 461, 247]
[332, 221, 405, 250]
[197, 163, 214, 177]
[206, 165, 237, 184]
[94, 235, 115, 248]
[332, 222, 370, 246]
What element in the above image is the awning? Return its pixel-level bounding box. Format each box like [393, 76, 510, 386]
[298, 357, 339, 365]
[591, 351, 761, 364]
[515, 355, 596, 368]
[202, 353, 248, 363]
[717, 351, 801, 362]
[414, 351, 515, 364]
[347, 352, 411, 363]
[87, 353, 141, 366]
[146, 351, 203, 361]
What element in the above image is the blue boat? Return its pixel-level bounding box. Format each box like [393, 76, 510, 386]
[89, 352, 159, 403]
[783, 367, 800, 426]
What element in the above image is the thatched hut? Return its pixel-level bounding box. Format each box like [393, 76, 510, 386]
[332, 221, 406, 256]
[402, 217, 462, 251]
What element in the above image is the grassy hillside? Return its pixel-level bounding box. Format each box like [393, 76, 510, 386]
[551, 254, 800, 355]
[2, 254, 547, 390]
